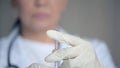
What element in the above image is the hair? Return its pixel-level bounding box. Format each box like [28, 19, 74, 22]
[11, 18, 21, 30]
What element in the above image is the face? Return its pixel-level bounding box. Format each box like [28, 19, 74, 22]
[12, 0, 67, 32]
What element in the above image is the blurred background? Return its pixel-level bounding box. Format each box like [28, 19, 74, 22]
[0, 0, 120, 68]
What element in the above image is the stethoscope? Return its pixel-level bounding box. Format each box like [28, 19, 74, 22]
[6, 22, 61, 68]
[7, 30, 19, 68]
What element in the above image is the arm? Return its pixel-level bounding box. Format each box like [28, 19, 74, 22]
[92, 41, 116, 68]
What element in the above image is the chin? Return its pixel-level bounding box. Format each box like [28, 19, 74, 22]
[24, 20, 57, 32]
[29, 24, 56, 32]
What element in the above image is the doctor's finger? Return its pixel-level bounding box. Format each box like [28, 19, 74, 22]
[46, 30, 87, 47]
[45, 47, 80, 62]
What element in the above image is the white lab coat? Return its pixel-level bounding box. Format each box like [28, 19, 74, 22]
[0, 27, 116, 68]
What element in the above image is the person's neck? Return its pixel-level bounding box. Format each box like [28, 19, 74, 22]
[21, 27, 56, 44]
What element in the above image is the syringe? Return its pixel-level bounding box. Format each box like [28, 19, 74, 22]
[54, 41, 59, 68]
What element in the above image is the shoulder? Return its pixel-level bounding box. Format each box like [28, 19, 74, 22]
[0, 36, 10, 49]
[0, 36, 10, 55]
[0, 36, 10, 68]
[0, 28, 18, 49]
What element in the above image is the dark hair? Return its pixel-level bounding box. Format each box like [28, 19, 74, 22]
[11, 18, 21, 30]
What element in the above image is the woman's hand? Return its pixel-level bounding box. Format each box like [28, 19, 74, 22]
[29, 30, 104, 68]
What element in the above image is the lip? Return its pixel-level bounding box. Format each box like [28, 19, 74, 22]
[32, 12, 49, 19]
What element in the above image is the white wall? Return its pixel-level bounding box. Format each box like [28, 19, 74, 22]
[0, 0, 120, 67]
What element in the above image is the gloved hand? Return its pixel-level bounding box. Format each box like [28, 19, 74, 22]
[29, 30, 104, 68]
[28, 63, 51, 68]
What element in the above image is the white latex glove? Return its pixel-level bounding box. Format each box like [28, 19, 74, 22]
[46, 30, 104, 68]
[28, 63, 51, 68]
[29, 30, 104, 68]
